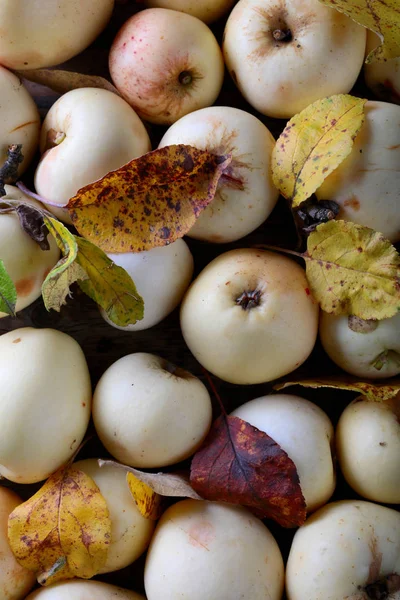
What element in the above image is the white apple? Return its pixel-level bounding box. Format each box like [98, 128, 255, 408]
[74, 459, 155, 573]
[286, 500, 400, 600]
[0, 0, 114, 70]
[231, 394, 335, 512]
[26, 580, 145, 600]
[180, 248, 319, 384]
[109, 8, 225, 125]
[319, 311, 400, 379]
[0, 327, 91, 483]
[34, 87, 151, 223]
[336, 395, 400, 504]
[0, 185, 60, 318]
[316, 101, 400, 242]
[158, 106, 279, 243]
[100, 239, 194, 331]
[93, 352, 212, 468]
[145, 500, 284, 600]
[223, 0, 367, 118]
[0, 67, 40, 176]
[0, 487, 36, 600]
[364, 31, 400, 104]
[143, 0, 236, 23]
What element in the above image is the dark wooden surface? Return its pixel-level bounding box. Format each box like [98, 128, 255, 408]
[1, 2, 397, 597]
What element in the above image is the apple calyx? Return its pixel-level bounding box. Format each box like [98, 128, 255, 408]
[178, 71, 193, 87]
[235, 289, 262, 311]
[348, 315, 378, 334]
[364, 573, 400, 600]
[272, 28, 292, 43]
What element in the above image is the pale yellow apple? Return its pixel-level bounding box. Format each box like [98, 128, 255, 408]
[143, 0, 236, 23]
[26, 580, 145, 600]
[109, 8, 225, 125]
[316, 101, 400, 242]
[34, 88, 151, 223]
[364, 31, 400, 104]
[159, 106, 279, 243]
[0, 0, 114, 70]
[180, 248, 319, 384]
[223, 0, 366, 118]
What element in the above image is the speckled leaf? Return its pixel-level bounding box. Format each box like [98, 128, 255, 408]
[0, 260, 17, 316]
[41, 217, 88, 312]
[274, 377, 400, 401]
[67, 145, 232, 253]
[14, 68, 121, 96]
[304, 220, 400, 319]
[126, 473, 162, 520]
[8, 465, 111, 586]
[272, 95, 366, 208]
[75, 237, 144, 327]
[319, 0, 400, 63]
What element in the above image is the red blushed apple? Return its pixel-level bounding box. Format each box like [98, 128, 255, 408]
[109, 8, 225, 125]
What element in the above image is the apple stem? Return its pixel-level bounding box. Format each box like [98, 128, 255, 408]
[201, 368, 227, 416]
[272, 28, 292, 42]
[0, 144, 24, 196]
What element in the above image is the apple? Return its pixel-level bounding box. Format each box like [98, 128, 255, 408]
[158, 106, 279, 243]
[0, 0, 114, 70]
[142, 0, 236, 23]
[93, 352, 212, 468]
[0, 327, 91, 484]
[26, 580, 145, 599]
[316, 100, 400, 242]
[286, 499, 400, 600]
[336, 395, 400, 504]
[223, 0, 367, 118]
[231, 394, 335, 512]
[109, 8, 225, 125]
[0, 185, 60, 318]
[0, 487, 36, 600]
[100, 239, 194, 331]
[319, 311, 400, 379]
[0, 67, 40, 176]
[364, 31, 400, 104]
[34, 87, 151, 223]
[145, 499, 284, 600]
[74, 459, 155, 573]
[180, 248, 319, 384]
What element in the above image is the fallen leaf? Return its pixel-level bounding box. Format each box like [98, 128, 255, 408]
[67, 145, 232, 253]
[0, 260, 17, 316]
[14, 68, 121, 96]
[274, 377, 400, 401]
[272, 95, 366, 208]
[319, 0, 400, 63]
[190, 415, 306, 528]
[304, 220, 400, 319]
[98, 459, 202, 500]
[8, 464, 111, 586]
[126, 473, 162, 520]
[41, 217, 88, 312]
[15, 204, 50, 250]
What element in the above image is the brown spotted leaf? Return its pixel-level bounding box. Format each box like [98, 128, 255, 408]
[274, 376, 400, 401]
[190, 415, 306, 528]
[14, 68, 121, 96]
[8, 464, 111, 586]
[272, 95, 366, 208]
[67, 145, 231, 253]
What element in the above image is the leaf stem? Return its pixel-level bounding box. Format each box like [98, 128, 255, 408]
[201, 368, 227, 416]
[16, 181, 68, 208]
[252, 243, 304, 259]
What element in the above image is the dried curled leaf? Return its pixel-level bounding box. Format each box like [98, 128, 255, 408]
[190, 415, 306, 528]
[14, 68, 121, 96]
[274, 377, 400, 402]
[0, 260, 17, 316]
[304, 220, 400, 319]
[319, 0, 400, 63]
[15, 204, 50, 250]
[8, 464, 111, 586]
[67, 145, 232, 253]
[126, 473, 162, 520]
[272, 95, 366, 208]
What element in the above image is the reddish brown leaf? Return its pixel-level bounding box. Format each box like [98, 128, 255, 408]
[190, 415, 306, 528]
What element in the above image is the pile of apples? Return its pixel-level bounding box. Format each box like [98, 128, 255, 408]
[0, 0, 399, 599]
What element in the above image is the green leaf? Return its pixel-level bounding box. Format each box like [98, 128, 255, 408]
[75, 238, 144, 327]
[0, 260, 17, 316]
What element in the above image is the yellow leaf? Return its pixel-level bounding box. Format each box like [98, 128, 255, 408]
[126, 473, 162, 520]
[274, 377, 400, 401]
[8, 464, 111, 586]
[14, 68, 121, 96]
[67, 144, 231, 253]
[304, 220, 400, 319]
[319, 0, 400, 63]
[272, 95, 366, 208]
